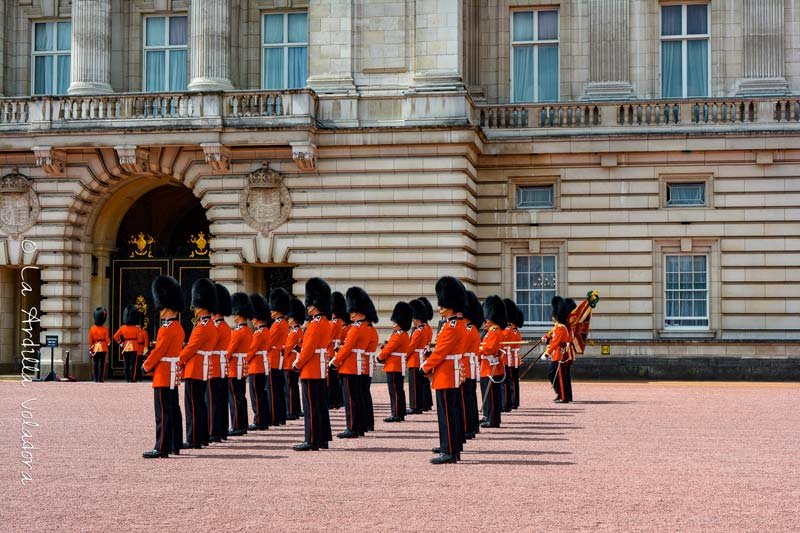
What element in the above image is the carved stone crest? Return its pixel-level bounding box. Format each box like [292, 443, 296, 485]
[0, 171, 40, 236]
[240, 164, 292, 234]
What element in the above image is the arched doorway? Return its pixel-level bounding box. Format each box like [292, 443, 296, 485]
[108, 184, 211, 377]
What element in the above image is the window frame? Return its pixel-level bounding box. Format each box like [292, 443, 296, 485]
[659, 2, 711, 98]
[142, 14, 189, 93]
[663, 254, 709, 330]
[261, 11, 309, 90]
[666, 182, 706, 207]
[30, 20, 72, 96]
[516, 184, 555, 210]
[510, 8, 560, 103]
[513, 254, 558, 326]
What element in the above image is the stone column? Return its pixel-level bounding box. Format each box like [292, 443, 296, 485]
[412, 0, 463, 90]
[188, 0, 234, 92]
[738, 0, 789, 95]
[0, 0, 5, 96]
[306, 0, 355, 93]
[68, 0, 113, 95]
[584, 0, 634, 99]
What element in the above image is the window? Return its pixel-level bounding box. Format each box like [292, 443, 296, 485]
[664, 255, 708, 328]
[666, 182, 705, 206]
[660, 3, 709, 98]
[515, 255, 557, 325]
[262, 12, 308, 89]
[511, 10, 559, 102]
[143, 16, 188, 92]
[32, 21, 71, 95]
[517, 185, 554, 209]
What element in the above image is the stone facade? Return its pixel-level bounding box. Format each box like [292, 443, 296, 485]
[1, 0, 800, 378]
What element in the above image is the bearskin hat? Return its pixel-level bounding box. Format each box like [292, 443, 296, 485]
[504, 298, 520, 328]
[269, 287, 291, 315]
[409, 299, 427, 322]
[231, 292, 254, 319]
[418, 297, 434, 322]
[390, 301, 413, 332]
[191, 278, 218, 314]
[517, 307, 526, 329]
[551, 296, 570, 325]
[250, 293, 270, 322]
[122, 304, 139, 326]
[346, 286, 379, 324]
[464, 291, 485, 327]
[288, 298, 306, 323]
[93, 307, 108, 326]
[304, 277, 332, 316]
[435, 276, 467, 313]
[215, 284, 232, 317]
[332, 291, 348, 321]
[152, 275, 184, 313]
[483, 295, 508, 330]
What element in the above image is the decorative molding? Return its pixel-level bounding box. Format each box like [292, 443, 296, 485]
[290, 141, 318, 171]
[114, 145, 149, 174]
[32, 146, 66, 176]
[200, 142, 231, 173]
[240, 164, 292, 235]
[0, 170, 40, 236]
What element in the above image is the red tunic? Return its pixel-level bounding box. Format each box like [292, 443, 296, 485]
[377, 330, 410, 374]
[294, 314, 332, 380]
[420, 317, 467, 390]
[178, 316, 218, 381]
[143, 319, 185, 388]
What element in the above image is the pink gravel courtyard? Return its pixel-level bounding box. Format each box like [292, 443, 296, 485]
[2, 380, 798, 532]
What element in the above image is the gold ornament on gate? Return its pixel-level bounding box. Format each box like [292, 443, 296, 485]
[135, 295, 148, 315]
[128, 232, 155, 258]
[188, 231, 209, 257]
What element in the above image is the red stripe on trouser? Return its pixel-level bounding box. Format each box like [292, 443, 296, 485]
[229, 380, 238, 428]
[306, 382, 314, 439]
[270, 374, 276, 420]
[189, 382, 196, 443]
[253, 377, 261, 424]
[444, 391, 452, 454]
[157, 390, 165, 451]
[208, 381, 214, 431]
[558, 364, 566, 399]
[461, 390, 467, 431]
[346, 378, 353, 431]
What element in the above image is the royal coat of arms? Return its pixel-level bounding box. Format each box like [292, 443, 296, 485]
[0, 171, 40, 236]
[240, 164, 292, 235]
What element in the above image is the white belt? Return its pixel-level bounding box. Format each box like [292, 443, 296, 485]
[445, 354, 462, 385]
[162, 356, 180, 390]
[515, 348, 521, 368]
[465, 352, 477, 380]
[256, 350, 269, 375]
[231, 352, 247, 379]
[390, 352, 407, 377]
[369, 352, 377, 378]
[316, 348, 327, 378]
[278, 346, 284, 370]
[218, 350, 228, 377]
[355, 349, 365, 375]
[198, 350, 212, 381]
[486, 355, 500, 367]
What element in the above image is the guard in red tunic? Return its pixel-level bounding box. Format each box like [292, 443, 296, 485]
[377, 301, 412, 422]
[142, 276, 186, 458]
[114, 305, 141, 383]
[89, 307, 111, 383]
[284, 298, 305, 420]
[417, 297, 435, 411]
[543, 297, 574, 403]
[461, 291, 483, 439]
[327, 291, 347, 410]
[247, 293, 272, 430]
[208, 283, 232, 443]
[267, 288, 290, 427]
[421, 276, 467, 464]
[226, 293, 253, 436]
[502, 299, 523, 411]
[349, 287, 380, 434]
[479, 295, 507, 428]
[406, 299, 427, 415]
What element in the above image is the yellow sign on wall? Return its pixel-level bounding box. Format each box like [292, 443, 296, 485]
[601, 345, 611, 355]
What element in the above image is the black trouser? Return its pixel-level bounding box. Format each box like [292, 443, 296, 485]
[461, 378, 479, 435]
[480, 376, 502, 427]
[268, 370, 287, 425]
[184, 378, 209, 446]
[386, 372, 406, 420]
[301, 378, 331, 446]
[435, 388, 464, 455]
[153, 387, 181, 453]
[502, 366, 514, 412]
[341, 373, 362, 433]
[92, 352, 106, 382]
[421, 375, 433, 411]
[123, 351, 137, 382]
[361, 375, 375, 431]
[327, 368, 343, 409]
[285, 370, 301, 417]
[511, 366, 521, 408]
[207, 377, 229, 439]
[407, 367, 423, 411]
[562, 361, 573, 402]
[249, 373, 271, 428]
[548, 361, 573, 402]
[228, 377, 248, 431]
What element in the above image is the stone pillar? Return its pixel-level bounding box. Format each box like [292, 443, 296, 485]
[306, 0, 355, 93]
[584, 0, 634, 99]
[738, 0, 789, 95]
[188, 0, 234, 92]
[0, 0, 5, 96]
[412, 0, 463, 90]
[68, 0, 113, 95]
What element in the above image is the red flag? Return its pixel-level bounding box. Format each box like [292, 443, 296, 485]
[569, 291, 600, 355]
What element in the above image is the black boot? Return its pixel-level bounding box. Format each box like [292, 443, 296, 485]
[142, 449, 168, 459]
[292, 441, 319, 451]
[430, 453, 458, 464]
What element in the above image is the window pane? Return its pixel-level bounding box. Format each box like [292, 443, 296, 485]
[57, 22, 72, 51]
[667, 183, 705, 206]
[35, 23, 54, 52]
[513, 11, 534, 42]
[661, 41, 683, 98]
[168, 50, 187, 91]
[518, 185, 553, 208]
[263, 47, 284, 89]
[34, 55, 53, 94]
[288, 13, 308, 43]
[146, 17, 166, 47]
[538, 10, 558, 40]
[537, 45, 559, 102]
[264, 14, 284, 44]
[288, 46, 307, 88]
[687, 39, 708, 97]
[516, 255, 529, 272]
[513, 46, 534, 102]
[694, 256, 706, 271]
[56, 55, 70, 94]
[169, 16, 188, 46]
[661, 5, 682, 36]
[145, 50, 166, 92]
[687, 4, 708, 34]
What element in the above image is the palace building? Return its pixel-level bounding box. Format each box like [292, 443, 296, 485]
[1, 0, 799, 379]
